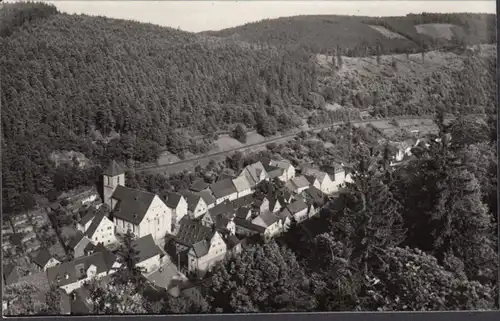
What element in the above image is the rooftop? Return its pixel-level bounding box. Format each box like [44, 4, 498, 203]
[112, 185, 157, 225]
[131, 235, 165, 263]
[210, 178, 238, 199]
[189, 179, 209, 192]
[103, 160, 125, 177]
[175, 218, 215, 248]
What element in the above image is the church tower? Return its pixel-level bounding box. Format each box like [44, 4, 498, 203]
[102, 160, 125, 208]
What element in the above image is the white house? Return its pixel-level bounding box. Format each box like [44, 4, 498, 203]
[285, 176, 310, 194]
[210, 179, 239, 205]
[32, 248, 60, 271]
[111, 185, 172, 243]
[268, 160, 296, 182]
[285, 199, 309, 223]
[181, 191, 209, 219]
[67, 232, 93, 258]
[131, 235, 165, 275]
[102, 161, 126, 208]
[251, 212, 282, 241]
[46, 247, 120, 294]
[320, 164, 352, 191]
[164, 192, 188, 233]
[82, 211, 117, 246]
[239, 162, 269, 187]
[231, 176, 253, 199]
[302, 168, 336, 194]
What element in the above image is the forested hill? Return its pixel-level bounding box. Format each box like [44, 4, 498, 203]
[0, 3, 496, 215]
[203, 13, 497, 55]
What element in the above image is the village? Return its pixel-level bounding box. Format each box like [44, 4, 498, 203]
[2, 134, 424, 314]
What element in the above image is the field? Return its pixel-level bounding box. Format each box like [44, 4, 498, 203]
[415, 23, 461, 40]
[368, 25, 408, 40]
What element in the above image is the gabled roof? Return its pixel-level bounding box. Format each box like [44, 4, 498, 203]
[226, 235, 242, 249]
[175, 218, 215, 248]
[210, 178, 238, 199]
[33, 248, 54, 268]
[197, 190, 215, 206]
[67, 232, 88, 249]
[103, 160, 125, 177]
[302, 168, 329, 182]
[276, 208, 292, 220]
[84, 211, 108, 239]
[232, 176, 252, 193]
[46, 251, 117, 287]
[164, 192, 184, 209]
[78, 209, 95, 226]
[233, 218, 266, 233]
[209, 201, 235, 219]
[179, 190, 204, 212]
[286, 199, 309, 214]
[111, 185, 157, 225]
[302, 186, 325, 205]
[131, 235, 164, 263]
[305, 175, 319, 185]
[217, 173, 235, 182]
[269, 198, 283, 212]
[191, 240, 211, 258]
[269, 160, 293, 170]
[3, 263, 20, 285]
[252, 212, 280, 227]
[240, 162, 268, 186]
[235, 206, 252, 220]
[189, 179, 209, 192]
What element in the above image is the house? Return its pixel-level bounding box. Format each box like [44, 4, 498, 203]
[102, 160, 126, 208]
[276, 209, 293, 231]
[319, 164, 351, 191]
[9, 213, 29, 227]
[225, 234, 243, 255]
[67, 232, 93, 258]
[197, 190, 216, 209]
[267, 159, 296, 182]
[233, 217, 266, 237]
[235, 206, 253, 221]
[278, 190, 294, 205]
[251, 212, 282, 240]
[77, 208, 98, 233]
[307, 203, 319, 219]
[111, 185, 172, 242]
[180, 190, 208, 219]
[189, 179, 210, 193]
[173, 219, 227, 278]
[131, 235, 165, 274]
[268, 197, 284, 213]
[46, 247, 120, 294]
[239, 162, 269, 187]
[305, 175, 321, 190]
[210, 179, 238, 205]
[231, 176, 253, 199]
[301, 186, 326, 208]
[80, 210, 117, 246]
[285, 176, 310, 194]
[302, 168, 337, 194]
[253, 195, 270, 214]
[32, 248, 60, 271]
[286, 199, 309, 223]
[164, 192, 188, 233]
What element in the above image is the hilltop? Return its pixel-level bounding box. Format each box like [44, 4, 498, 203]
[203, 13, 496, 55]
[0, 3, 496, 215]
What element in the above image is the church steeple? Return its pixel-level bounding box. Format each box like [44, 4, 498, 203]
[102, 160, 125, 208]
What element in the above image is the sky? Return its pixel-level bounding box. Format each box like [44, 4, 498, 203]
[33, 1, 497, 32]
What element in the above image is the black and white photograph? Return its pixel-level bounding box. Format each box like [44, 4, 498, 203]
[1, 0, 498, 316]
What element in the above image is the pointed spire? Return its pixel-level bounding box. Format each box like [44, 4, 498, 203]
[103, 160, 125, 177]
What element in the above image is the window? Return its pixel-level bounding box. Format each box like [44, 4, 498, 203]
[117, 176, 120, 184]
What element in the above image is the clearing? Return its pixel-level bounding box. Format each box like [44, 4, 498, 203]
[368, 25, 408, 40]
[415, 23, 462, 40]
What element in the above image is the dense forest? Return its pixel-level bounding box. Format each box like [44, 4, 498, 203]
[205, 13, 497, 55]
[0, 2, 496, 222]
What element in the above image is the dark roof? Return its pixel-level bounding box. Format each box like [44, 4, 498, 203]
[214, 216, 231, 230]
[33, 248, 54, 268]
[3, 263, 20, 285]
[287, 199, 309, 214]
[217, 173, 235, 182]
[67, 231, 85, 249]
[226, 235, 241, 249]
[235, 206, 252, 219]
[191, 240, 210, 258]
[111, 185, 156, 225]
[269, 198, 283, 212]
[103, 160, 125, 176]
[84, 211, 107, 239]
[277, 208, 292, 220]
[165, 192, 184, 209]
[254, 211, 280, 227]
[267, 167, 284, 179]
[210, 179, 238, 199]
[46, 251, 117, 287]
[79, 209, 95, 226]
[233, 218, 265, 233]
[197, 190, 215, 206]
[209, 201, 235, 218]
[305, 175, 318, 185]
[232, 194, 255, 208]
[302, 186, 325, 205]
[190, 178, 209, 192]
[131, 235, 164, 263]
[179, 190, 204, 212]
[175, 219, 215, 247]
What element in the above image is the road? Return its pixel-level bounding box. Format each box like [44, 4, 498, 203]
[134, 115, 441, 176]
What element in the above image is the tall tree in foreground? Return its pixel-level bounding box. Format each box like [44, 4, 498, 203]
[112, 230, 146, 288]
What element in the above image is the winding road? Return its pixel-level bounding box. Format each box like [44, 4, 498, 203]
[135, 115, 445, 176]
